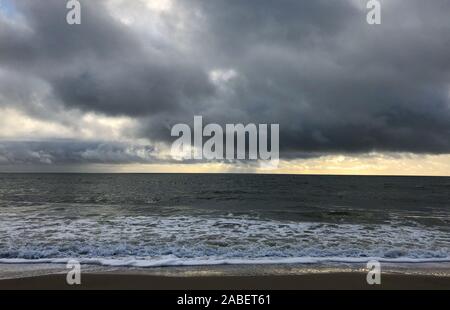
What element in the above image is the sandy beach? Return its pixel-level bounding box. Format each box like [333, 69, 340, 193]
[0, 263, 449, 290]
[1, 272, 449, 290]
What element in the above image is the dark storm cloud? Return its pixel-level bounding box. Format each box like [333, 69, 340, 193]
[0, 0, 214, 117]
[180, 0, 450, 154]
[0, 140, 158, 165]
[1, 0, 450, 165]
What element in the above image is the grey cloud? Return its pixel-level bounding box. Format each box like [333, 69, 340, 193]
[1, 0, 450, 164]
[0, 140, 158, 165]
[51, 59, 213, 117]
[0, 0, 214, 118]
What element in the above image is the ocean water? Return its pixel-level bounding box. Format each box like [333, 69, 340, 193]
[0, 174, 449, 267]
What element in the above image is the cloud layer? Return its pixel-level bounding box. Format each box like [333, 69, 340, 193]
[1, 0, 450, 168]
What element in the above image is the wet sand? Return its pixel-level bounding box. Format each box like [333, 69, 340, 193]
[0, 272, 449, 290]
[1, 263, 449, 290]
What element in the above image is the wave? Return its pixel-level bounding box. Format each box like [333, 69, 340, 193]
[0, 213, 448, 266]
[1, 256, 450, 268]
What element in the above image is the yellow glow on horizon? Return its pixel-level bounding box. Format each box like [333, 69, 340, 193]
[92, 153, 450, 176]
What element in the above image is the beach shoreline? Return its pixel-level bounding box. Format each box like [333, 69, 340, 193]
[1, 272, 449, 290]
[0, 263, 449, 290]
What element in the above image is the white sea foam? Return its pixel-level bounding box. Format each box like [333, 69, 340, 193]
[0, 213, 448, 266]
[1, 256, 450, 268]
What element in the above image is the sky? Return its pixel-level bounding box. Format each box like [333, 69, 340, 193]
[0, 0, 450, 175]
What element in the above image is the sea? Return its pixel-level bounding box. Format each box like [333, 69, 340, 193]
[0, 173, 449, 268]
